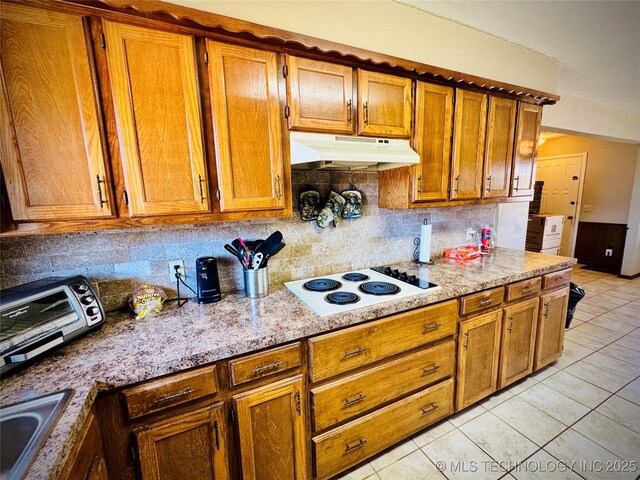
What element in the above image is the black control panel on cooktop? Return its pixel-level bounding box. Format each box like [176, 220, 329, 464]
[371, 266, 438, 290]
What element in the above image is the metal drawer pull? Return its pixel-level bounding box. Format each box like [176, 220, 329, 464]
[521, 287, 532, 293]
[423, 323, 441, 333]
[345, 438, 367, 453]
[422, 365, 440, 376]
[343, 393, 367, 407]
[252, 361, 284, 374]
[344, 347, 366, 358]
[152, 388, 195, 404]
[421, 403, 438, 415]
[479, 299, 494, 305]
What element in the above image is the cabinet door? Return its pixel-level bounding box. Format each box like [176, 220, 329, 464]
[450, 90, 488, 200]
[456, 310, 502, 410]
[483, 97, 516, 198]
[59, 410, 108, 480]
[511, 103, 542, 197]
[233, 375, 308, 480]
[135, 403, 230, 480]
[498, 298, 539, 388]
[0, 4, 113, 221]
[207, 41, 285, 212]
[357, 70, 411, 138]
[535, 288, 569, 370]
[285, 56, 353, 134]
[103, 21, 209, 216]
[412, 82, 454, 202]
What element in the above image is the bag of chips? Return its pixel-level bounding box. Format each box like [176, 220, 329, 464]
[129, 285, 167, 320]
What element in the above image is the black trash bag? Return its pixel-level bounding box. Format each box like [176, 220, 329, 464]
[566, 282, 586, 328]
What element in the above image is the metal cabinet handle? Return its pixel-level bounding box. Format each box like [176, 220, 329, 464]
[347, 99, 352, 124]
[276, 175, 282, 201]
[486, 175, 492, 192]
[543, 303, 550, 318]
[296, 389, 301, 416]
[343, 393, 367, 406]
[514, 176, 520, 191]
[96, 175, 106, 208]
[463, 331, 469, 350]
[423, 323, 441, 333]
[479, 299, 494, 306]
[198, 175, 205, 204]
[421, 403, 438, 415]
[455, 175, 460, 193]
[344, 347, 366, 358]
[363, 101, 369, 125]
[345, 438, 367, 453]
[422, 365, 440, 376]
[252, 361, 284, 374]
[507, 317, 513, 333]
[213, 420, 220, 450]
[418, 175, 423, 194]
[152, 388, 195, 404]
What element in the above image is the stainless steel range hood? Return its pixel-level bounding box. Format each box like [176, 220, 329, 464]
[290, 131, 419, 171]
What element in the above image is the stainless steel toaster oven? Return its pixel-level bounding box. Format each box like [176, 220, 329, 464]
[0, 276, 105, 376]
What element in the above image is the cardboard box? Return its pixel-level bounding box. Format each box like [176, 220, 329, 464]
[526, 214, 564, 249]
[526, 247, 561, 255]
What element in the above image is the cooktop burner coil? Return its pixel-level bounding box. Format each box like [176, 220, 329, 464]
[341, 272, 370, 282]
[359, 281, 400, 296]
[303, 278, 342, 292]
[325, 291, 360, 305]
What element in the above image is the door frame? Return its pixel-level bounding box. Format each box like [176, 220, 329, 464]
[536, 152, 588, 257]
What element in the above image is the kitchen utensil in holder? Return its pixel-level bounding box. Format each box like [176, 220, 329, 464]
[413, 218, 435, 265]
[243, 267, 269, 298]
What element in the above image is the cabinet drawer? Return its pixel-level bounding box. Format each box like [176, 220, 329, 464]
[313, 378, 454, 480]
[312, 340, 454, 431]
[309, 300, 457, 383]
[460, 287, 504, 315]
[122, 365, 218, 419]
[229, 342, 301, 387]
[543, 268, 571, 291]
[506, 277, 541, 302]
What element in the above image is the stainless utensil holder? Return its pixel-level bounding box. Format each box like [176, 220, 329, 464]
[243, 267, 269, 298]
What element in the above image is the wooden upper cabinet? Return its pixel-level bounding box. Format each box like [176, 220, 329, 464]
[357, 69, 412, 138]
[412, 82, 454, 202]
[135, 403, 230, 480]
[450, 90, 488, 200]
[483, 97, 516, 198]
[102, 21, 209, 217]
[511, 102, 542, 197]
[207, 41, 285, 212]
[233, 375, 308, 480]
[0, 4, 113, 221]
[285, 55, 353, 134]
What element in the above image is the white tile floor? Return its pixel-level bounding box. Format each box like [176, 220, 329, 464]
[336, 265, 640, 479]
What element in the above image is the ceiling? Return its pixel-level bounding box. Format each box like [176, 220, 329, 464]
[398, 1, 640, 114]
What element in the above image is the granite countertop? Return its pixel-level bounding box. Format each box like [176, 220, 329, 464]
[0, 248, 575, 479]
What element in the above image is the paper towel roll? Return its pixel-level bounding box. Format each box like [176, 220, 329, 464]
[419, 223, 432, 263]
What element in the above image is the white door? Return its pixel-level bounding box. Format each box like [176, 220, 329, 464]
[536, 153, 587, 257]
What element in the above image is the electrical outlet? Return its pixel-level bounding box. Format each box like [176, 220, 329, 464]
[605, 248, 613, 257]
[583, 204, 592, 212]
[466, 228, 477, 241]
[168, 260, 185, 280]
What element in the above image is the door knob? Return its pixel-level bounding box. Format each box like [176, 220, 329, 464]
[568, 216, 574, 220]
[570, 201, 575, 205]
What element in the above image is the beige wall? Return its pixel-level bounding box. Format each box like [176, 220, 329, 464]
[621, 149, 640, 276]
[169, 0, 558, 92]
[538, 136, 639, 225]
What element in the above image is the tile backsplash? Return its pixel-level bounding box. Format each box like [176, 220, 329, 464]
[0, 171, 497, 311]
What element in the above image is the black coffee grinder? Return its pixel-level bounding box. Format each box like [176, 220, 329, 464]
[196, 257, 222, 304]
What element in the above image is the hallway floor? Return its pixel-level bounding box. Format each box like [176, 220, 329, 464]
[337, 265, 640, 480]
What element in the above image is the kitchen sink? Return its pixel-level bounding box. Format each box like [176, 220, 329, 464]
[0, 390, 72, 480]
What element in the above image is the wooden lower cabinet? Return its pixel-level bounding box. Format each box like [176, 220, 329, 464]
[313, 379, 454, 480]
[456, 310, 502, 410]
[233, 375, 308, 480]
[59, 410, 108, 480]
[535, 288, 569, 370]
[134, 403, 230, 480]
[498, 298, 539, 388]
